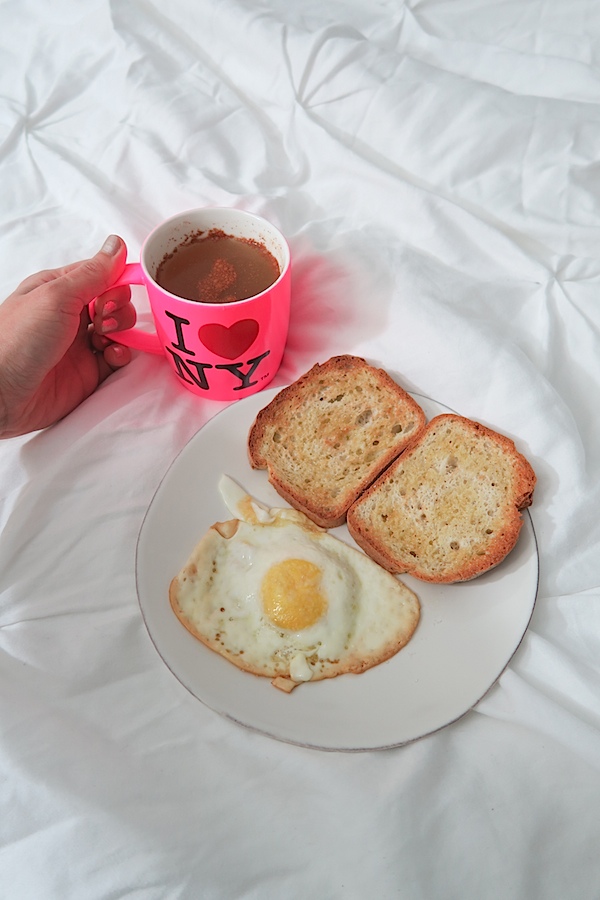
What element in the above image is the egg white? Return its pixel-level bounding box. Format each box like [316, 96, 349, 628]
[169, 477, 420, 691]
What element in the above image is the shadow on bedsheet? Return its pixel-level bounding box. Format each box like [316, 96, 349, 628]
[277, 229, 393, 383]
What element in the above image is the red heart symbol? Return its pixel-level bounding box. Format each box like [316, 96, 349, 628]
[198, 319, 260, 360]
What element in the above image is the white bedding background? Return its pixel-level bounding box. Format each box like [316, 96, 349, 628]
[1, 1, 600, 897]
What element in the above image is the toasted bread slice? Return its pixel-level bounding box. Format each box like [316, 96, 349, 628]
[347, 414, 536, 583]
[248, 355, 427, 528]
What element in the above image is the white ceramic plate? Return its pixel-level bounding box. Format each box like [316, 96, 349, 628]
[136, 388, 539, 751]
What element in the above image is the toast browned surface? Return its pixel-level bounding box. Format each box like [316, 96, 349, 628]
[248, 355, 427, 528]
[347, 414, 536, 583]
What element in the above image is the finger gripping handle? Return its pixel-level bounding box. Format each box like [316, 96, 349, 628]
[89, 262, 163, 355]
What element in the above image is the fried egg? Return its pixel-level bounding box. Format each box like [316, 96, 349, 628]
[169, 476, 420, 691]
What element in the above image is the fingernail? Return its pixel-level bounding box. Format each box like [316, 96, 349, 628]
[100, 234, 121, 256]
[102, 300, 117, 317]
[101, 316, 119, 333]
[110, 345, 128, 366]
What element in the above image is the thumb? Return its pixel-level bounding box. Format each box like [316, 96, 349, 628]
[57, 235, 128, 309]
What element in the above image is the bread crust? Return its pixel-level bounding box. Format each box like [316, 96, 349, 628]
[248, 355, 427, 528]
[347, 414, 536, 583]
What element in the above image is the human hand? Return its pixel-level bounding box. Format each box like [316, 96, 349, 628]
[0, 235, 136, 438]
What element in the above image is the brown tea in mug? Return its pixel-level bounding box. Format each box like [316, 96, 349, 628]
[155, 229, 280, 303]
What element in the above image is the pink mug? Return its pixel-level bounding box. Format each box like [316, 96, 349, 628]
[93, 208, 291, 401]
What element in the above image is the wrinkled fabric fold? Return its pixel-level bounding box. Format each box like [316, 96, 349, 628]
[1, 0, 600, 897]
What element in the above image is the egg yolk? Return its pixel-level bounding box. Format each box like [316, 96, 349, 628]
[261, 559, 327, 630]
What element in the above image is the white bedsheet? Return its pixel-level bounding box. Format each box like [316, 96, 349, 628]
[1, 1, 600, 897]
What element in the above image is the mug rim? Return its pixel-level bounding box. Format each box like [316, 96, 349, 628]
[139, 207, 290, 307]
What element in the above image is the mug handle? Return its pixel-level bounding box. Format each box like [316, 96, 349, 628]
[88, 262, 163, 355]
